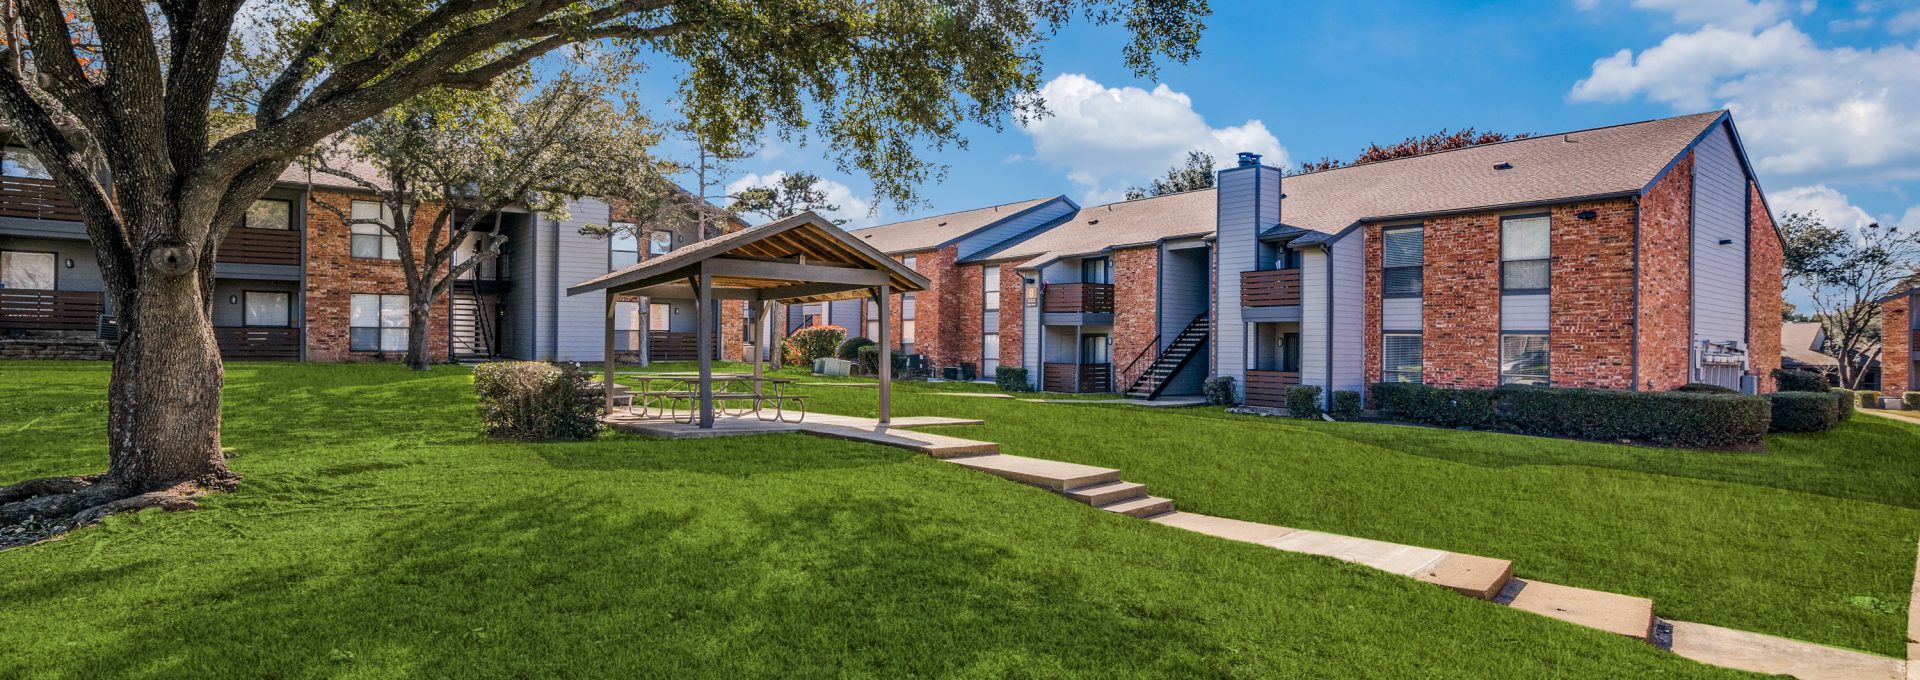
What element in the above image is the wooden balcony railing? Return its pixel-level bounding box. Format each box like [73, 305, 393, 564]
[0, 289, 103, 331]
[217, 227, 301, 267]
[1042, 283, 1115, 314]
[214, 326, 301, 360]
[1244, 369, 1302, 408]
[647, 330, 721, 362]
[0, 176, 83, 222]
[1241, 269, 1302, 307]
[1043, 362, 1111, 393]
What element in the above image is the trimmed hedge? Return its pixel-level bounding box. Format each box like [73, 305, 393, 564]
[1492, 385, 1771, 448]
[1286, 385, 1324, 419]
[854, 345, 881, 374]
[1372, 382, 1495, 428]
[1830, 388, 1855, 422]
[1768, 392, 1841, 433]
[1674, 383, 1737, 394]
[473, 361, 601, 441]
[1856, 390, 1881, 409]
[1331, 390, 1363, 420]
[1202, 376, 1236, 406]
[837, 336, 875, 362]
[1771, 368, 1829, 392]
[1906, 392, 1920, 410]
[783, 325, 846, 366]
[1370, 382, 1771, 448]
[995, 366, 1032, 392]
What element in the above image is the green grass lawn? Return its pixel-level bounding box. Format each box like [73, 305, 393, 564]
[0, 362, 1765, 678]
[746, 367, 1920, 657]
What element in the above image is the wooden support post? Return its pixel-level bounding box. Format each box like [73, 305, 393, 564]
[695, 265, 714, 429]
[603, 292, 616, 415]
[876, 283, 891, 425]
[638, 296, 650, 367]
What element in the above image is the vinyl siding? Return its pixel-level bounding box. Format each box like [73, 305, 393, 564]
[1382, 297, 1422, 332]
[1692, 123, 1748, 345]
[550, 198, 612, 361]
[1501, 293, 1549, 331]
[1212, 164, 1279, 392]
[829, 299, 862, 330]
[954, 199, 1077, 260]
[1158, 242, 1211, 396]
[1328, 233, 1366, 397]
[1299, 247, 1329, 386]
[1023, 275, 1042, 388]
[502, 214, 539, 359]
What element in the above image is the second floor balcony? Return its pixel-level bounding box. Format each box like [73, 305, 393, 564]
[1241, 268, 1302, 307]
[217, 226, 301, 267]
[0, 176, 83, 222]
[1042, 282, 1114, 314]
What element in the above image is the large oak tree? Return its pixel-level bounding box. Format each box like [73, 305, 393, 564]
[0, 0, 1208, 529]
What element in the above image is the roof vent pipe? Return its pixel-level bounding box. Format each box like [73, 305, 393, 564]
[1237, 152, 1262, 167]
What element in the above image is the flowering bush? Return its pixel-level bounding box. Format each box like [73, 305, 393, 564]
[473, 361, 600, 441]
[784, 325, 846, 366]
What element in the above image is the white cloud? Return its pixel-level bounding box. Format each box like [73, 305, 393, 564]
[724, 170, 877, 229]
[1771, 184, 1879, 230]
[1569, 21, 1920, 178]
[1018, 73, 1286, 205]
[1890, 8, 1920, 32]
[1573, 0, 1795, 29]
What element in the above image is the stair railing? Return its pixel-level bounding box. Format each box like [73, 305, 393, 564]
[1122, 312, 1208, 395]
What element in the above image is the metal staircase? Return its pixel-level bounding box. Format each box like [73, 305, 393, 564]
[450, 292, 494, 360]
[1120, 312, 1208, 400]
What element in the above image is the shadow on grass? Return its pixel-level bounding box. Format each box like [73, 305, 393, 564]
[535, 433, 918, 478]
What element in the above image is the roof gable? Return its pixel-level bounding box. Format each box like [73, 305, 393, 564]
[568, 212, 929, 303]
[848, 196, 1067, 254]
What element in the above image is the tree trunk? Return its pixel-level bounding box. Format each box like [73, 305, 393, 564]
[107, 283, 234, 489]
[406, 293, 434, 371]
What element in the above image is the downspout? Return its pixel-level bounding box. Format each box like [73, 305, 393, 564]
[1322, 242, 1335, 410]
[300, 166, 313, 362]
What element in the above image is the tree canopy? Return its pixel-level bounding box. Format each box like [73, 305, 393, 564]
[1779, 211, 1920, 389]
[1125, 150, 1213, 200]
[730, 171, 847, 224]
[1293, 128, 1530, 174]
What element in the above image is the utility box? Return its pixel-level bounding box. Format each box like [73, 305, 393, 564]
[813, 358, 853, 377]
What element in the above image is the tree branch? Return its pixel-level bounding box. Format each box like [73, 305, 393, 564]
[0, 64, 133, 296]
[16, 0, 109, 131]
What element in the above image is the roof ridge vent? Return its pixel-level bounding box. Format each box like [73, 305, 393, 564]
[1494, 162, 1514, 171]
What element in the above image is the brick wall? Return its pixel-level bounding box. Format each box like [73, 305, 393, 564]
[1884, 296, 1910, 398]
[1362, 223, 1383, 389]
[948, 259, 984, 371]
[1548, 198, 1637, 389]
[1746, 180, 1784, 393]
[1636, 153, 1694, 391]
[303, 189, 451, 362]
[1422, 213, 1501, 388]
[1112, 246, 1159, 389]
[997, 263, 1024, 368]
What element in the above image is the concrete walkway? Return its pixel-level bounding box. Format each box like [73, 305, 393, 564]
[1864, 409, 1920, 428]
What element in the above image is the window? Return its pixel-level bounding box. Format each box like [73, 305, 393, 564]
[614, 301, 640, 351]
[0, 149, 50, 179]
[610, 226, 639, 269]
[243, 291, 291, 327]
[1501, 215, 1550, 292]
[1382, 334, 1423, 384]
[983, 333, 1000, 375]
[901, 293, 917, 353]
[865, 299, 880, 340]
[0, 250, 56, 289]
[350, 201, 399, 260]
[349, 294, 408, 352]
[1081, 334, 1111, 364]
[649, 303, 670, 331]
[1500, 334, 1549, 385]
[983, 268, 1000, 311]
[1081, 257, 1112, 284]
[1382, 226, 1423, 298]
[244, 200, 291, 230]
[648, 230, 672, 256]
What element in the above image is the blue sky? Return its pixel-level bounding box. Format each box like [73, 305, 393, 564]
[634, 0, 1920, 247]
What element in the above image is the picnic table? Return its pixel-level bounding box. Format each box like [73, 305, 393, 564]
[615, 372, 807, 423]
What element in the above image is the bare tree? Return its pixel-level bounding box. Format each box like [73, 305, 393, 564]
[1780, 211, 1920, 389]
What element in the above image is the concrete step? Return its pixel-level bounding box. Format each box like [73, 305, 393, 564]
[1065, 481, 1147, 506]
[1667, 620, 1904, 680]
[806, 426, 998, 459]
[1502, 579, 1655, 641]
[1149, 512, 1299, 544]
[1412, 553, 1514, 600]
[1099, 494, 1174, 518]
[1261, 530, 1452, 576]
[948, 454, 1121, 490]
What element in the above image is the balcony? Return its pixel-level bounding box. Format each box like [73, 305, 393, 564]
[1243, 369, 1301, 408]
[217, 226, 301, 267]
[1241, 269, 1302, 307]
[1042, 283, 1114, 314]
[0, 176, 83, 222]
[644, 330, 722, 362]
[214, 326, 301, 360]
[1043, 362, 1111, 393]
[0, 289, 103, 332]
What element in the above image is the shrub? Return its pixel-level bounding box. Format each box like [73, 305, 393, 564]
[1768, 392, 1840, 433]
[837, 336, 875, 361]
[1372, 382, 1494, 428]
[994, 366, 1032, 392]
[1202, 376, 1236, 405]
[1906, 392, 1920, 410]
[783, 325, 846, 366]
[1771, 368, 1829, 392]
[1494, 384, 1770, 448]
[1830, 388, 1855, 422]
[1856, 390, 1881, 409]
[473, 361, 600, 441]
[1285, 385, 1324, 419]
[854, 345, 881, 374]
[1331, 390, 1363, 420]
[1674, 383, 1737, 394]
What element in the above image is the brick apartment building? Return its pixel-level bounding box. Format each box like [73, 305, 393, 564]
[0, 149, 743, 364]
[1882, 288, 1914, 399]
[845, 110, 1786, 403]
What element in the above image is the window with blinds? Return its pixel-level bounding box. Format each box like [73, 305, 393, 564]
[1500, 334, 1549, 385]
[1382, 333, 1422, 383]
[983, 269, 1000, 311]
[1382, 226, 1423, 297]
[982, 333, 999, 374]
[1501, 215, 1550, 292]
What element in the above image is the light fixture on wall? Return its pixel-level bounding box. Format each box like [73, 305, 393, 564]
[1576, 210, 1598, 220]
[64, 258, 74, 268]
[1719, 239, 1733, 246]
[228, 295, 238, 305]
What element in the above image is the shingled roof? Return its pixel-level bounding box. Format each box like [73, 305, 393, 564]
[967, 188, 1216, 268]
[848, 196, 1060, 254]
